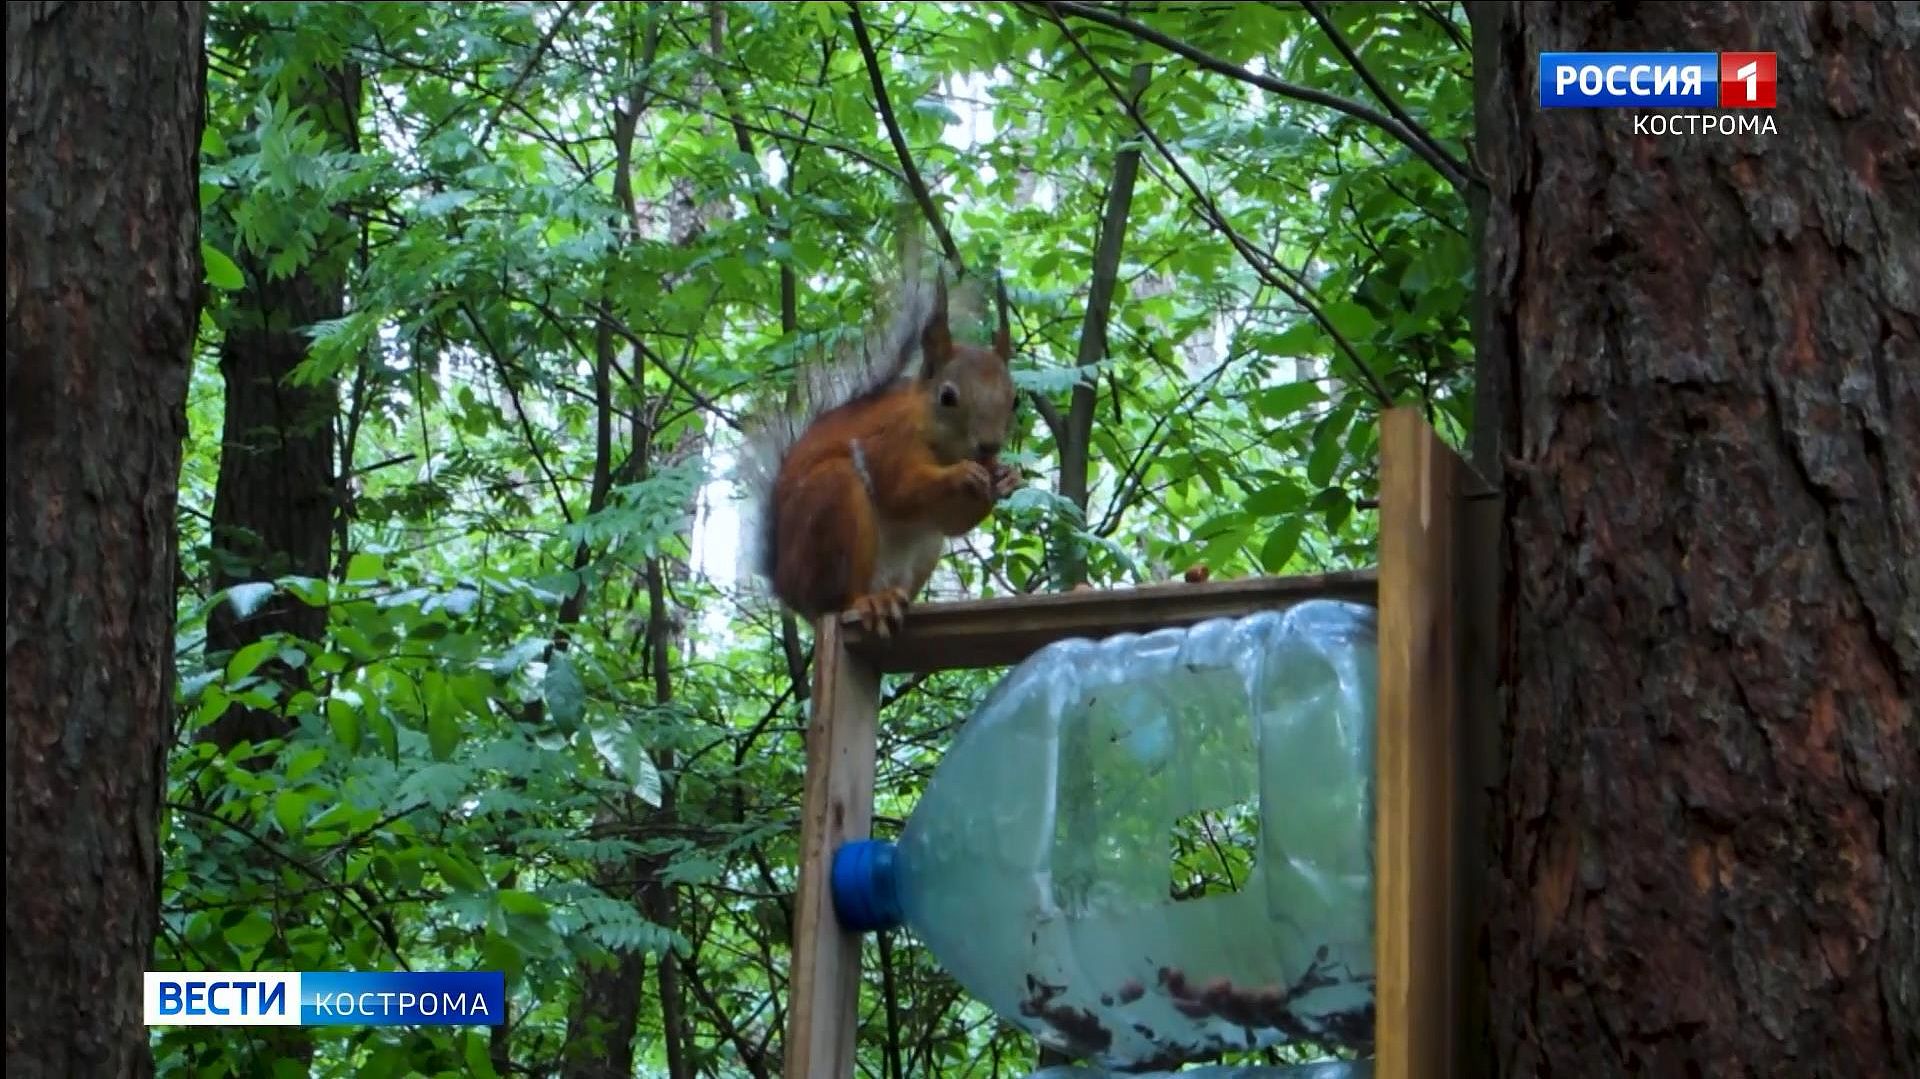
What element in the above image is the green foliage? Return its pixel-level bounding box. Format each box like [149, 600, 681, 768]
[162, 2, 1475, 1075]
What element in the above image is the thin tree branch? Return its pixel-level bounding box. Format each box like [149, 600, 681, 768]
[647, 86, 908, 183]
[1417, 0, 1473, 53]
[1298, 0, 1473, 186]
[457, 301, 578, 524]
[878, 929, 906, 1079]
[1032, 0, 1472, 192]
[1095, 330, 1253, 538]
[593, 302, 746, 432]
[341, 453, 417, 479]
[676, 954, 773, 1079]
[1045, 12, 1395, 406]
[166, 800, 413, 971]
[473, 0, 583, 151]
[845, 1, 964, 268]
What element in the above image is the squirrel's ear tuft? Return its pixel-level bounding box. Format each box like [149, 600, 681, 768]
[920, 271, 953, 378]
[992, 274, 1013, 362]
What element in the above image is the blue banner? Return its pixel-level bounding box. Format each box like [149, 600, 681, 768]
[1540, 52, 1719, 108]
[145, 971, 505, 1027]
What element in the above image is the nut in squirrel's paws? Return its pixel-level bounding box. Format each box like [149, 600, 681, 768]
[850, 588, 911, 639]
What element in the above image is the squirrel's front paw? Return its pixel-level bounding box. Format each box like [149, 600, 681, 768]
[990, 461, 1024, 500]
[952, 461, 994, 503]
[849, 588, 911, 639]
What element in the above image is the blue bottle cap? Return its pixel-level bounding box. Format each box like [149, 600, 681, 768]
[831, 838, 904, 933]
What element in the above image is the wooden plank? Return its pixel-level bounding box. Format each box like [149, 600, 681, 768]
[783, 615, 882, 1079]
[839, 568, 1379, 673]
[1374, 405, 1490, 1079]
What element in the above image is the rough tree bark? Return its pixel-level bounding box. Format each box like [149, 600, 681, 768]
[201, 59, 359, 753]
[4, 3, 208, 1076]
[1469, 2, 1917, 1075]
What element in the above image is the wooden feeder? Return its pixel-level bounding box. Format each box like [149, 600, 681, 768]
[783, 407, 1497, 1079]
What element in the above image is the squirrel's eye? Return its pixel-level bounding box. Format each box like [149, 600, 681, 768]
[938, 384, 960, 408]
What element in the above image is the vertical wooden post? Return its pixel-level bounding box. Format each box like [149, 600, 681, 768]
[1375, 407, 1493, 1079]
[783, 616, 882, 1079]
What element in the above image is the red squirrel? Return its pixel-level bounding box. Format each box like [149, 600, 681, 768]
[745, 270, 1022, 638]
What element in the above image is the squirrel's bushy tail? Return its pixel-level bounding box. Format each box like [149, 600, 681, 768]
[734, 229, 986, 589]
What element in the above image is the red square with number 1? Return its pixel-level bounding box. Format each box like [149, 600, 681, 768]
[1720, 52, 1777, 108]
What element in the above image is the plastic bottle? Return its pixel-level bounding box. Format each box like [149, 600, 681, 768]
[832, 600, 1379, 1072]
[1026, 1063, 1370, 1079]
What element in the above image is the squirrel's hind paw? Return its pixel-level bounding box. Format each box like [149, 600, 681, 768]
[849, 588, 912, 639]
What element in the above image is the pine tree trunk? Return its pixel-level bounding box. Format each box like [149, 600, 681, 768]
[4, 3, 208, 1076]
[201, 60, 358, 753]
[1469, 2, 1918, 1075]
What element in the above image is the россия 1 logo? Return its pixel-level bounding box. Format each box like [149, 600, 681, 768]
[1539, 51, 1776, 109]
[1718, 52, 1777, 108]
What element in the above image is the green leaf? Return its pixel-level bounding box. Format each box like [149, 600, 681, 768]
[196, 686, 233, 729]
[273, 790, 309, 837]
[345, 552, 384, 583]
[428, 705, 460, 762]
[227, 909, 274, 950]
[1307, 407, 1354, 488]
[1317, 487, 1355, 533]
[591, 724, 664, 807]
[1324, 300, 1382, 345]
[1195, 518, 1254, 570]
[276, 572, 328, 606]
[1254, 380, 1325, 419]
[1255, 322, 1326, 360]
[202, 243, 244, 291]
[480, 932, 525, 984]
[497, 889, 549, 918]
[284, 747, 326, 784]
[366, 707, 399, 763]
[398, 762, 473, 812]
[1259, 517, 1308, 572]
[362, 1045, 412, 1076]
[464, 1033, 502, 1079]
[226, 639, 279, 683]
[432, 849, 489, 893]
[492, 638, 546, 678]
[325, 697, 361, 751]
[435, 586, 481, 618]
[226, 581, 276, 619]
[543, 654, 586, 729]
[662, 853, 724, 887]
[451, 672, 497, 719]
[419, 188, 480, 216]
[1245, 480, 1308, 516]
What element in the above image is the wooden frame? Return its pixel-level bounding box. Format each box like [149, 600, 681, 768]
[782, 407, 1494, 1079]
